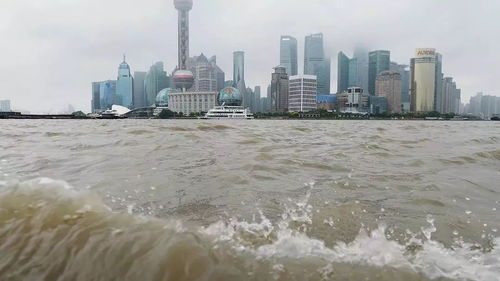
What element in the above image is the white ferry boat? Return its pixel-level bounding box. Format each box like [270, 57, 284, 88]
[201, 104, 254, 119]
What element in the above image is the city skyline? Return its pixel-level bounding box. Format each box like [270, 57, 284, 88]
[1, 0, 499, 113]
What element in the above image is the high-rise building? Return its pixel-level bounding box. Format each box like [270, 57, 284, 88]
[375, 71, 402, 113]
[441, 77, 461, 114]
[434, 53, 444, 112]
[233, 51, 248, 107]
[260, 97, 270, 113]
[246, 87, 255, 112]
[260, 84, 272, 113]
[145, 62, 170, 106]
[410, 48, 437, 112]
[254, 86, 261, 113]
[233, 51, 245, 86]
[338, 51, 362, 94]
[289, 75, 318, 112]
[99, 80, 117, 110]
[0, 100, 11, 112]
[133, 71, 147, 108]
[91, 82, 101, 113]
[304, 33, 330, 94]
[390, 62, 410, 104]
[337, 52, 350, 94]
[348, 58, 359, 88]
[353, 47, 369, 93]
[208, 56, 225, 91]
[467, 93, 499, 119]
[280, 36, 298, 76]
[368, 50, 390, 95]
[186, 53, 222, 92]
[116, 56, 134, 108]
[173, 0, 194, 91]
[270, 66, 289, 113]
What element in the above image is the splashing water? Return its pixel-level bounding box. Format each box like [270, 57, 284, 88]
[0, 178, 499, 280]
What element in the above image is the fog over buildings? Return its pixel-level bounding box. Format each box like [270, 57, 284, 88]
[0, 0, 499, 113]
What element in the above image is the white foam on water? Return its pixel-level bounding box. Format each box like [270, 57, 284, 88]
[2, 178, 499, 281]
[201, 185, 500, 281]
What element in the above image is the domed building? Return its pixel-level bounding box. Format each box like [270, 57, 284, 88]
[156, 88, 178, 107]
[218, 87, 242, 106]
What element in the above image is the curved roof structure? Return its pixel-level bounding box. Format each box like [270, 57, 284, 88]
[156, 88, 178, 107]
[111, 105, 131, 116]
[218, 87, 242, 106]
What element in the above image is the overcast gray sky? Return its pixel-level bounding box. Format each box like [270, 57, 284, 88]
[1, 0, 499, 113]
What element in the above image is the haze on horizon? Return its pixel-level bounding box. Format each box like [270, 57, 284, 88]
[0, 0, 498, 113]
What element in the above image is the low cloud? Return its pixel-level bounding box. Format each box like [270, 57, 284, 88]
[0, 0, 498, 112]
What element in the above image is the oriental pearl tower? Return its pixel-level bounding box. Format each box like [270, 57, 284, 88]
[172, 0, 195, 92]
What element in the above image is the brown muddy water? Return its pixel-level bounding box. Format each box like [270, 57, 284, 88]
[0, 120, 499, 281]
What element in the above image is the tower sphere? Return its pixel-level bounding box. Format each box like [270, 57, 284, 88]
[174, 0, 193, 10]
[173, 69, 194, 90]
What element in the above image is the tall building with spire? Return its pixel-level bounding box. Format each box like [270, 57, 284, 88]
[116, 55, 134, 108]
[172, 0, 194, 91]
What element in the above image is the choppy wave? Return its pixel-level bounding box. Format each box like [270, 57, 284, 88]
[1, 179, 499, 281]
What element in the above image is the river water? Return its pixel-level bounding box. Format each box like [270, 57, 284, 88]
[1, 120, 499, 281]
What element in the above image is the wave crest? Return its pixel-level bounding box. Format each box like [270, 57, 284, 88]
[1, 179, 499, 281]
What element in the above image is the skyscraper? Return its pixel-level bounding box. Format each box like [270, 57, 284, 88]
[145, 62, 169, 106]
[208, 56, 225, 91]
[368, 50, 390, 95]
[467, 93, 499, 119]
[353, 47, 369, 93]
[390, 62, 410, 104]
[254, 86, 261, 113]
[337, 52, 350, 94]
[133, 71, 147, 108]
[233, 51, 245, 87]
[289, 75, 318, 112]
[304, 33, 330, 94]
[187, 53, 219, 92]
[441, 77, 461, 114]
[280, 36, 298, 76]
[173, 0, 194, 91]
[348, 58, 359, 88]
[434, 53, 444, 112]
[116, 56, 134, 108]
[411, 48, 437, 112]
[91, 82, 101, 113]
[338, 51, 361, 94]
[270, 66, 289, 113]
[99, 80, 117, 110]
[233, 51, 248, 107]
[375, 71, 402, 113]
